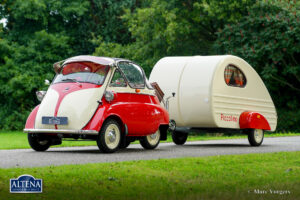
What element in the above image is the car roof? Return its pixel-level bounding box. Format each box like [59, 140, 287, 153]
[63, 55, 131, 66]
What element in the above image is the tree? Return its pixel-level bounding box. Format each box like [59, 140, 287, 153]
[214, 0, 300, 131]
[0, 31, 72, 129]
[1, 0, 136, 54]
[0, 0, 139, 129]
[94, 0, 255, 75]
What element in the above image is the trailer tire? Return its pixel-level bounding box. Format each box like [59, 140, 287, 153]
[172, 131, 188, 145]
[246, 129, 264, 146]
[97, 119, 121, 153]
[28, 133, 51, 151]
[140, 130, 160, 149]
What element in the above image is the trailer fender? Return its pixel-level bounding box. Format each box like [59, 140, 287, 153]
[239, 111, 271, 130]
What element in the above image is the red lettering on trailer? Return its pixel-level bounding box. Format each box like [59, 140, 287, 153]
[220, 114, 238, 122]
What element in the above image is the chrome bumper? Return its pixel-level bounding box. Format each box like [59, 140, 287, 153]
[23, 129, 98, 135]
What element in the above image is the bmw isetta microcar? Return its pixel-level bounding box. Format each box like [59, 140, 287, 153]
[24, 56, 169, 153]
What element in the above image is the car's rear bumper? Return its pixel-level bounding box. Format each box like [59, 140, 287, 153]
[23, 129, 98, 135]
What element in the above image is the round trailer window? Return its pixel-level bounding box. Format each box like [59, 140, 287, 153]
[224, 65, 247, 87]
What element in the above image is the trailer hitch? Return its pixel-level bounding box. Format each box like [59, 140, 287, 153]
[165, 92, 175, 111]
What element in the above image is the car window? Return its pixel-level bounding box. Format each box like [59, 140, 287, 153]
[118, 62, 145, 89]
[53, 62, 109, 85]
[224, 65, 247, 87]
[110, 69, 127, 87]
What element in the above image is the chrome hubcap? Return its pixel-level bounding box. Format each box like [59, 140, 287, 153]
[147, 130, 160, 146]
[108, 130, 116, 143]
[38, 140, 48, 145]
[105, 124, 120, 149]
[254, 129, 263, 143]
[150, 132, 157, 139]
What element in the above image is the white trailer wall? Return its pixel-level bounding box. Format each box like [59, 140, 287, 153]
[150, 55, 277, 131]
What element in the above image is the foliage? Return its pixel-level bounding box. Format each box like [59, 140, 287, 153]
[0, 31, 72, 129]
[0, 0, 137, 130]
[1, 0, 136, 53]
[94, 0, 255, 75]
[0, 0, 299, 131]
[214, 0, 300, 131]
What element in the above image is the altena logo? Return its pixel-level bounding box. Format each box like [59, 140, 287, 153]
[10, 175, 42, 193]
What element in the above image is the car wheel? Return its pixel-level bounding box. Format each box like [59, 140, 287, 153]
[28, 133, 51, 151]
[171, 130, 188, 145]
[246, 129, 264, 146]
[140, 130, 160, 149]
[97, 119, 121, 153]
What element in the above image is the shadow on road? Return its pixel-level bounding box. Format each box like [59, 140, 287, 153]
[181, 143, 271, 148]
[45, 147, 166, 154]
[25, 143, 273, 155]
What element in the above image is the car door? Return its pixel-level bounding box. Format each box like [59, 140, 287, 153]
[106, 62, 158, 135]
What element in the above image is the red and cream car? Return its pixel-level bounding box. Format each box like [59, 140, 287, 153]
[24, 56, 169, 153]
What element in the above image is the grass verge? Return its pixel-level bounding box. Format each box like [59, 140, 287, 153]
[0, 151, 299, 200]
[0, 131, 300, 150]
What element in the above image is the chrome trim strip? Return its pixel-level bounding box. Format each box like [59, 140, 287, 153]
[23, 129, 98, 135]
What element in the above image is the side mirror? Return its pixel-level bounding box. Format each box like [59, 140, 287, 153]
[45, 79, 50, 85]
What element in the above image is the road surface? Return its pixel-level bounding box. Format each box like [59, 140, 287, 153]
[0, 136, 299, 168]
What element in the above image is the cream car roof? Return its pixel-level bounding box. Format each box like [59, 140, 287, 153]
[63, 55, 116, 66]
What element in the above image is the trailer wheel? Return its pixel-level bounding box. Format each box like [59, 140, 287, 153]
[172, 131, 188, 145]
[97, 119, 121, 153]
[140, 130, 160, 149]
[246, 129, 264, 146]
[28, 133, 51, 151]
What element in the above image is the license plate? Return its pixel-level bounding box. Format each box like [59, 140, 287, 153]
[42, 116, 68, 125]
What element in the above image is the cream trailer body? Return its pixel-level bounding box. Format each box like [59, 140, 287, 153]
[149, 55, 277, 146]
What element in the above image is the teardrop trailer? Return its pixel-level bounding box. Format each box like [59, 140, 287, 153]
[149, 55, 277, 146]
[24, 56, 169, 153]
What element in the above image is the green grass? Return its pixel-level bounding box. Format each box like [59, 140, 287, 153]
[0, 131, 300, 150]
[0, 152, 299, 200]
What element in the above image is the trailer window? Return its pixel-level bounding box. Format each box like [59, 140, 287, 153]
[224, 65, 247, 87]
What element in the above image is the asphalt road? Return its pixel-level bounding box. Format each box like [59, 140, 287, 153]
[0, 136, 299, 168]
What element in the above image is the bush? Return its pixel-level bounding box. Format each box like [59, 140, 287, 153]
[214, 0, 300, 131]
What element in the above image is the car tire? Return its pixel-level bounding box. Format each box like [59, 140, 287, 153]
[119, 140, 131, 149]
[245, 129, 264, 146]
[97, 119, 121, 153]
[28, 133, 51, 151]
[171, 130, 188, 145]
[140, 130, 160, 149]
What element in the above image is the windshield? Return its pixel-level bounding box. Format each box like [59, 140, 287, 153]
[53, 62, 109, 85]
